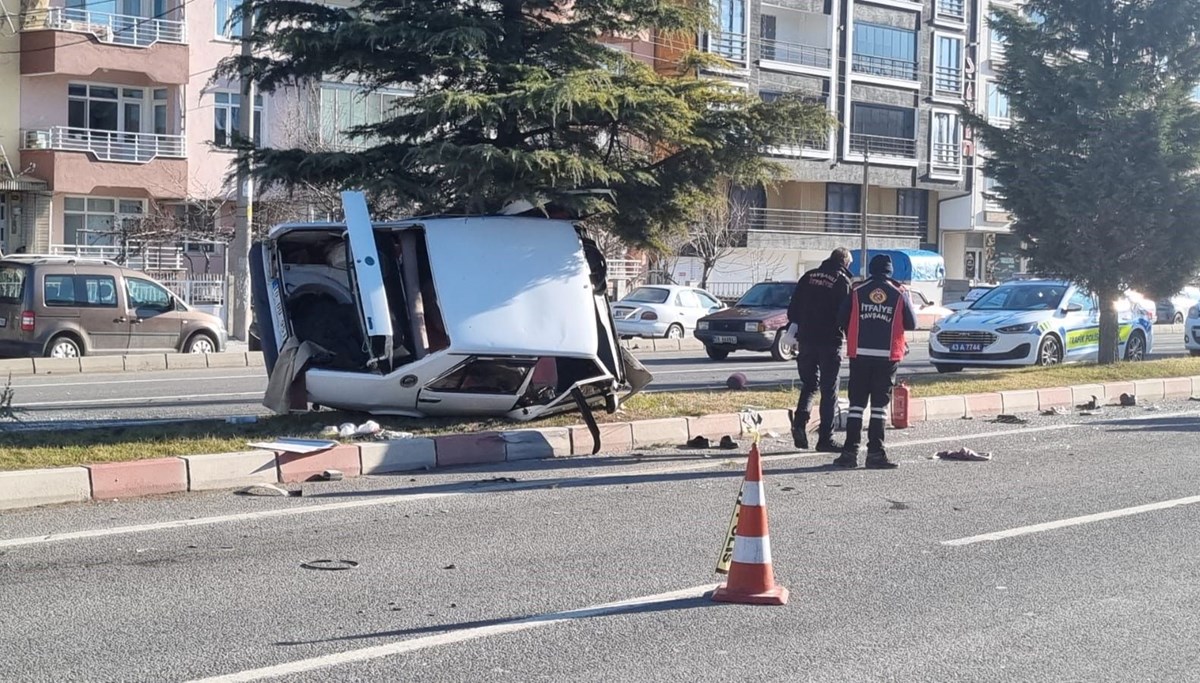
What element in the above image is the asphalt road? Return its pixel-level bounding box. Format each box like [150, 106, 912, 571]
[6, 403, 1200, 681]
[7, 329, 1189, 428]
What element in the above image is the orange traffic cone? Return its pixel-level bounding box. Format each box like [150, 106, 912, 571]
[712, 443, 789, 606]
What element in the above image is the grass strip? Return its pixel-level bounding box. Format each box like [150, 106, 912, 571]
[3, 358, 1199, 471]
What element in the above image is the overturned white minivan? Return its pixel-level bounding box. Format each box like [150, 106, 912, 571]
[251, 192, 650, 445]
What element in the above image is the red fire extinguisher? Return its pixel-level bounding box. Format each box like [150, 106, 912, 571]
[892, 381, 910, 429]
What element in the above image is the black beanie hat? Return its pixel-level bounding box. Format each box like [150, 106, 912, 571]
[869, 254, 894, 278]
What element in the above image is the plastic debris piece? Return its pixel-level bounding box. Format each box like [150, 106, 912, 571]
[935, 447, 993, 462]
[338, 422, 357, 438]
[237, 484, 291, 497]
[991, 415, 1028, 425]
[379, 430, 415, 440]
[320, 425, 339, 436]
[1041, 407, 1070, 416]
[356, 420, 382, 436]
[1119, 393, 1137, 407]
[301, 559, 359, 571]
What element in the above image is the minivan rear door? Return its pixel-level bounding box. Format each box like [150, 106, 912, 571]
[341, 191, 393, 367]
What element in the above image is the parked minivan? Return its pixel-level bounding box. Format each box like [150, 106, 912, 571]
[0, 255, 227, 358]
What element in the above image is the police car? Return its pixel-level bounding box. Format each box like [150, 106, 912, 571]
[928, 278, 1154, 373]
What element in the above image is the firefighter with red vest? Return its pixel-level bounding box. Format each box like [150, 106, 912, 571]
[835, 254, 916, 469]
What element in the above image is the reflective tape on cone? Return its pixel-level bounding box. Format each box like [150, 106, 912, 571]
[731, 535, 771, 565]
[740, 480, 765, 507]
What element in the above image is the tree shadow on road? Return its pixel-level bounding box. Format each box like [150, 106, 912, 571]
[273, 593, 720, 647]
[1097, 414, 1200, 434]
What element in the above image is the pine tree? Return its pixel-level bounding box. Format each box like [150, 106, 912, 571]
[969, 0, 1200, 364]
[219, 0, 833, 246]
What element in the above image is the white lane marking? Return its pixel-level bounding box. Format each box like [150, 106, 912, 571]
[13, 374, 262, 390]
[17, 392, 262, 408]
[943, 494, 1200, 546]
[187, 583, 719, 682]
[4, 411, 1192, 550]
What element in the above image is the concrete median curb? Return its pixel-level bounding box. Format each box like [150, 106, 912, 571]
[2, 373, 1197, 512]
[0, 331, 937, 377]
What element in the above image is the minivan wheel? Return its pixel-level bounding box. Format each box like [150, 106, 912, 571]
[47, 336, 81, 359]
[185, 333, 217, 354]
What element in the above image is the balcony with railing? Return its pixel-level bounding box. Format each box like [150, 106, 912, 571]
[935, 65, 963, 97]
[21, 127, 187, 196]
[50, 243, 185, 271]
[20, 6, 189, 83]
[758, 9, 832, 71]
[850, 133, 918, 160]
[705, 30, 748, 63]
[936, 0, 966, 22]
[931, 141, 963, 176]
[759, 38, 831, 69]
[749, 207, 924, 238]
[852, 53, 919, 82]
[26, 7, 186, 47]
[23, 127, 185, 164]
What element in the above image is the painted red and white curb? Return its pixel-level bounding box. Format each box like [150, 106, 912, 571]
[1, 374, 1197, 512]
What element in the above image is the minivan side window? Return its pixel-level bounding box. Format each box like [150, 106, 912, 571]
[44, 275, 77, 307]
[44, 275, 118, 307]
[0, 266, 26, 304]
[126, 278, 172, 311]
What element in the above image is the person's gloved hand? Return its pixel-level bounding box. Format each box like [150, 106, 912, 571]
[782, 323, 798, 348]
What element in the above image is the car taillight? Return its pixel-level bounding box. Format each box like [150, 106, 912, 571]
[19, 311, 34, 332]
[640, 311, 658, 321]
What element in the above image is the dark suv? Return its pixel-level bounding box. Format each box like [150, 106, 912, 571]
[0, 255, 227, 358]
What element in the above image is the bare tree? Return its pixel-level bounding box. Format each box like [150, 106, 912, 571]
[683, 188, 751, 289]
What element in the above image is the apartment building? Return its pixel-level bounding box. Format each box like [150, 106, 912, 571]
[938, 0, 1027, 295]
[653, 0, 983, 297]
[0, 0, 398, 275]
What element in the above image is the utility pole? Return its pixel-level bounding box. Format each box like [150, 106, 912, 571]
[859, 143, 870, 282]
[229, 4, 256, 341]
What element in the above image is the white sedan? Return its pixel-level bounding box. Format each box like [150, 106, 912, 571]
[611, 285, 726, 339]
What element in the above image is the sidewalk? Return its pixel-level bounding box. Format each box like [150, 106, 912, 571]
[0, 331, 935, 377]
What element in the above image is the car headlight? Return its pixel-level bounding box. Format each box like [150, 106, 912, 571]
[744, 322, 762, 332]
[997, 322, 1038, 334]
[930, 324, 941, 335]
[1190, 306, 1200, 320]
[698, 321, 709, 330]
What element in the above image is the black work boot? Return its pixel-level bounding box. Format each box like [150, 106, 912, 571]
[790, 410, 810, 450]
[832, 445, 858, 468]
[865, 450, 898, 470]
[815, 436, 843, 454]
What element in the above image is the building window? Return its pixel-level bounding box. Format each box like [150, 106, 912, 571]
[318, 85, 405, 150]
[826, 183, 861, 233]
[935, 0, 965, 22]
[707, 0, 746, 61]
[213, 91, 263, 148]
[898, 190, 928, 230]
[850, 103, 917, 158]
[931, 111, 962, 175]
[852, 23, 917, 81]
[990, 25, 1007, 62]
[984, 176, 1006, 212]
[987, 82, 1011, 123]
[934, 35, 964, 96]
[215, 0, 242, 38]
[62, 197, 145, 247]
[68, 84, 143, 133]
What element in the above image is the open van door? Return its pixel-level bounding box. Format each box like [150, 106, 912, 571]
[341, 191, 394, 369]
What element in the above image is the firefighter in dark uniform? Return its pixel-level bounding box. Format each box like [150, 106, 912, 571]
[784, 247, 852, 451]
[835, 254, 916, 469]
